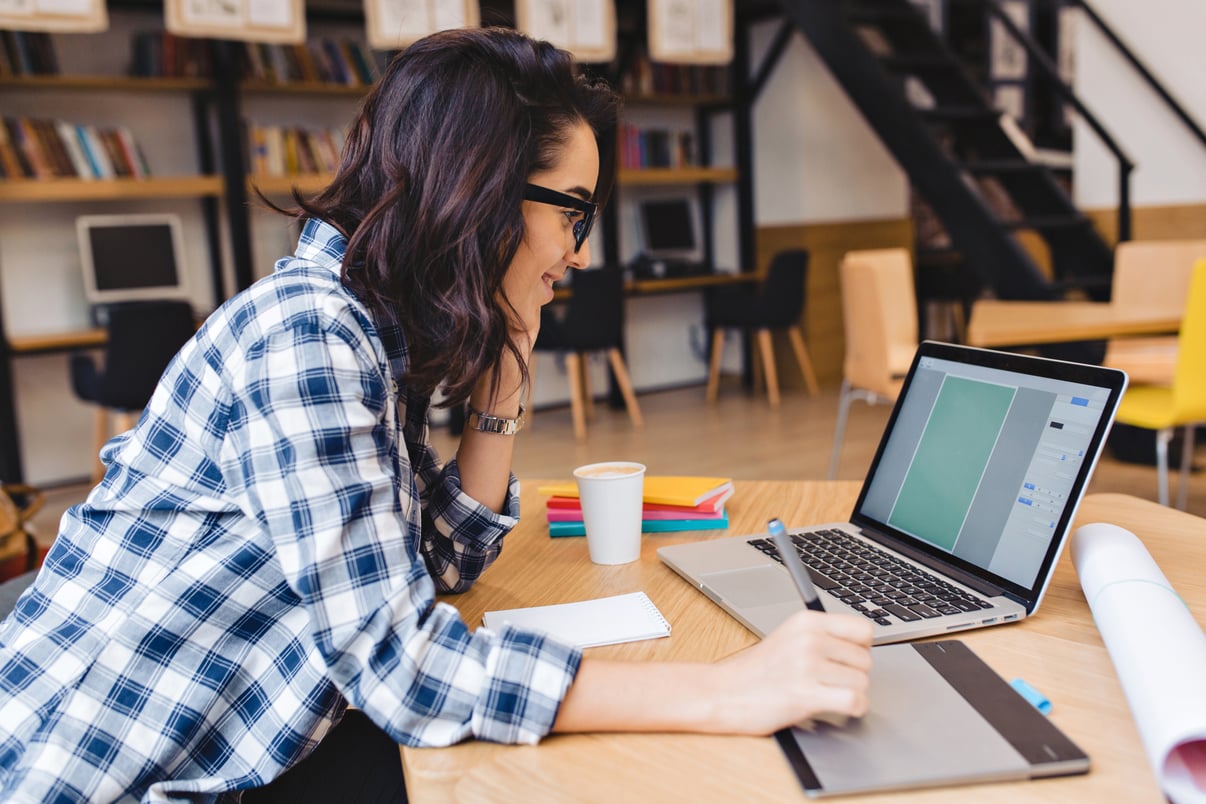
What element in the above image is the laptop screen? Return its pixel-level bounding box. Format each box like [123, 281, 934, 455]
[853, 342, 1127, 600]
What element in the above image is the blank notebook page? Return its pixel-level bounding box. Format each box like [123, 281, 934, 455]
[482, 591, 672, 649]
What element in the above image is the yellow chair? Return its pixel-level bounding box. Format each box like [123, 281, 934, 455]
[1101, 239, 1206, 384]
[827, 248, 918, 479]
[1114, 258, 1206, 509]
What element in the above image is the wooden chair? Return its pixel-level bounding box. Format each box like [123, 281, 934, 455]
[828, 248, 918, 479]
[0, 483, 43, 573]
[1114, 259, 1206, 510]
[1102, 239, 1206, 384]
[532, 268, 643, 441]
[70, 300, 195, 482]
[704, 249, 819, 407]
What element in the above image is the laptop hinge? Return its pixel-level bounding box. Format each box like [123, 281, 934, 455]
[856, 527, 1006, 598]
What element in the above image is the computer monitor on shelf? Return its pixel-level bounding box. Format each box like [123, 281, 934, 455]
[629, 197, 707, 279]
[76, 213, 190, 317]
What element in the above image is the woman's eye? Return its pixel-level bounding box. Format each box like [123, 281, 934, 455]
[563, 210, 582, 224]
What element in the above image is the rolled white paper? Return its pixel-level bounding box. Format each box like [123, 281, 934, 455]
[1071, 522, 1206, 804]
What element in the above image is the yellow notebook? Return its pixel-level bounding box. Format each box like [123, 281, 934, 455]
[538, 476, 732, 508]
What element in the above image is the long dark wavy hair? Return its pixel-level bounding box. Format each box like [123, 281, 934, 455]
[274, 27, 618, 406]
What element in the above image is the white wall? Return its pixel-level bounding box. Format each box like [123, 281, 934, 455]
[1072, 0, 1206, 208]
[750, 21, 908, 224]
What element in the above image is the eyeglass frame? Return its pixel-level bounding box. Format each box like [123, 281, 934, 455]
[523, 183, 597, 254]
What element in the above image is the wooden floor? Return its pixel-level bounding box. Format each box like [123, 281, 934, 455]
[29, 379, 1206, 544]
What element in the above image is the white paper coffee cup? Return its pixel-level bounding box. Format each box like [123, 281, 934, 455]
[573, 461, 646, 565]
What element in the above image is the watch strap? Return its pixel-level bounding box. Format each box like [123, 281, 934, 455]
[466, 403, 526, 435]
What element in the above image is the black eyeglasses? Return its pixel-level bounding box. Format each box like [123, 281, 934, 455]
[523, 183, 597, 253]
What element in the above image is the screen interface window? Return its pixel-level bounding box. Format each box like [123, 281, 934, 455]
[860, 356, 1112, 589]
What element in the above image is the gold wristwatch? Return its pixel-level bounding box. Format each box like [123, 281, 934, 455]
[466, 403, 526, 435]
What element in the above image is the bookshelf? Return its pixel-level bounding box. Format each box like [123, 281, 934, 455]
[0, 23, 227, 483]
[0, 5, 753, 484]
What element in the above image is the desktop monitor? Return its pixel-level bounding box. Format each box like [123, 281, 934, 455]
[637, 198, 698, 261]
[76, 213, 189, 307]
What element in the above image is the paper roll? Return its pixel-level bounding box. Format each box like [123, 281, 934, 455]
[1071, 522, 1206, 803]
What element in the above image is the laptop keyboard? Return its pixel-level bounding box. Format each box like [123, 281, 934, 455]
[748, 528, 994, 626]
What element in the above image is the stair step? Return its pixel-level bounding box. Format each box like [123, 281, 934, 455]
[918, 106, 1000, 123]
[963, 159, 1047, 175]
[880, 53, 954, 72]
[845, 4, 927, 25]
[1002, 215, 1090, 230]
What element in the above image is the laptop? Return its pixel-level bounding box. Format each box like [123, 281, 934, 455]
[658, 341, 1128, 644]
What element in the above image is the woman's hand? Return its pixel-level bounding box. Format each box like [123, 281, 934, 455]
[704, 611, 873, 735]
[552, 611, 873, 736]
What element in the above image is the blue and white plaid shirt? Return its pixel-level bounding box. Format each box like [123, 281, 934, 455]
[0, 219, 581, 803]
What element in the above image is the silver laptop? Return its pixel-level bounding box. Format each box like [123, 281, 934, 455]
[659, 341, 1128, 644]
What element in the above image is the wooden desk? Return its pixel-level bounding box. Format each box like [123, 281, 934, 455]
[7, 328, 106, 355]
[401, 482, 1204, 802]
[551, 270, 756, 301]
[966, 300, 1180, 348]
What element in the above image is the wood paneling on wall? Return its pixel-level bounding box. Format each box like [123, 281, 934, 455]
[754, 217, 913, 388]
[1086, 202, 1206, 245]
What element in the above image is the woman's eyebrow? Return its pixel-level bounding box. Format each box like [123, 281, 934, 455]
[564, 185, 594, 202]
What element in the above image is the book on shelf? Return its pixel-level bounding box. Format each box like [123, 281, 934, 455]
[244, 121, 347, 178]
[0, 117, 151, 180]
[237, 37, 381, 87]
[619, 123, 696, 170]
[0, 30, 59, 77]
[620, 50, 729, 98]
[130, 31, 213, 79]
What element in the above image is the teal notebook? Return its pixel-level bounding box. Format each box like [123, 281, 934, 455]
[549, 511, 729, 538]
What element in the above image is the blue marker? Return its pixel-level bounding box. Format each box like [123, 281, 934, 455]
[768, 518, 826, 612]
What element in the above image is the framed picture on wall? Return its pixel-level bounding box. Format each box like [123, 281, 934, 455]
[515, 0, 615, 63]
[365, 0, 480, 51]
[648, 0, 732, 65]
[166, 0, 305, 45]
[0, 0, 107, 33]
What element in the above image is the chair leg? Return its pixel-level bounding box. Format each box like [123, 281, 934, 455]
[1155, 427, 1172, 507]
[706, 329, 725, 404]
[92, 407, 109, 484]
[828, 380, 854, 480]
[525, 356, 537, 430]
[1176, 424, 1196, 511]
[756, 329, 780, 407]
[579, 355, 595, 422]
[605, 349, 644, 430]
[786, 327, 819, 397]
[565, 352, 587, 441]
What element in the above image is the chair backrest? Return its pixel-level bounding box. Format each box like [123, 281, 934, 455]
[1172, 259, 1206, 422]
[100, 300, 195, 410]
[553, 267, 626, 351]
[839, 248, 918, 399]
[756, 249, 809, 328]
[1112, 239, 1206, 319]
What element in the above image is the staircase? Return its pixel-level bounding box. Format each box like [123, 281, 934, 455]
[776, 0, 1115, 302]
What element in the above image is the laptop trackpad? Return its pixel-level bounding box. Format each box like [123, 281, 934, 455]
[702, 565, 800, 608]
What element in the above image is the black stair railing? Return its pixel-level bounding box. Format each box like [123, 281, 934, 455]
[983, 0, 1134, 242]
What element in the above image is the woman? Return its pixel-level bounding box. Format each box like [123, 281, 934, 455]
[0, 28, 871, 802]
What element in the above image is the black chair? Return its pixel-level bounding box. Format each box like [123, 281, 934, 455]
[532, 268, 643, 441]
[71, 300, 195, 481]
[704, 249, 819, 406]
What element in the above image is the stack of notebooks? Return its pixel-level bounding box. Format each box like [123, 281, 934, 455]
[539, 476, 733, 537]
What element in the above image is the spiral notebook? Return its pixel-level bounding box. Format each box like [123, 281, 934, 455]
[482, 592, 672, 648]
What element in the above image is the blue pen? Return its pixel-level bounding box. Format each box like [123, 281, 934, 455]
[768, 518, 826, 612]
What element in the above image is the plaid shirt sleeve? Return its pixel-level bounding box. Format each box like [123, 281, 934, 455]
[224, 306, 580, 747]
